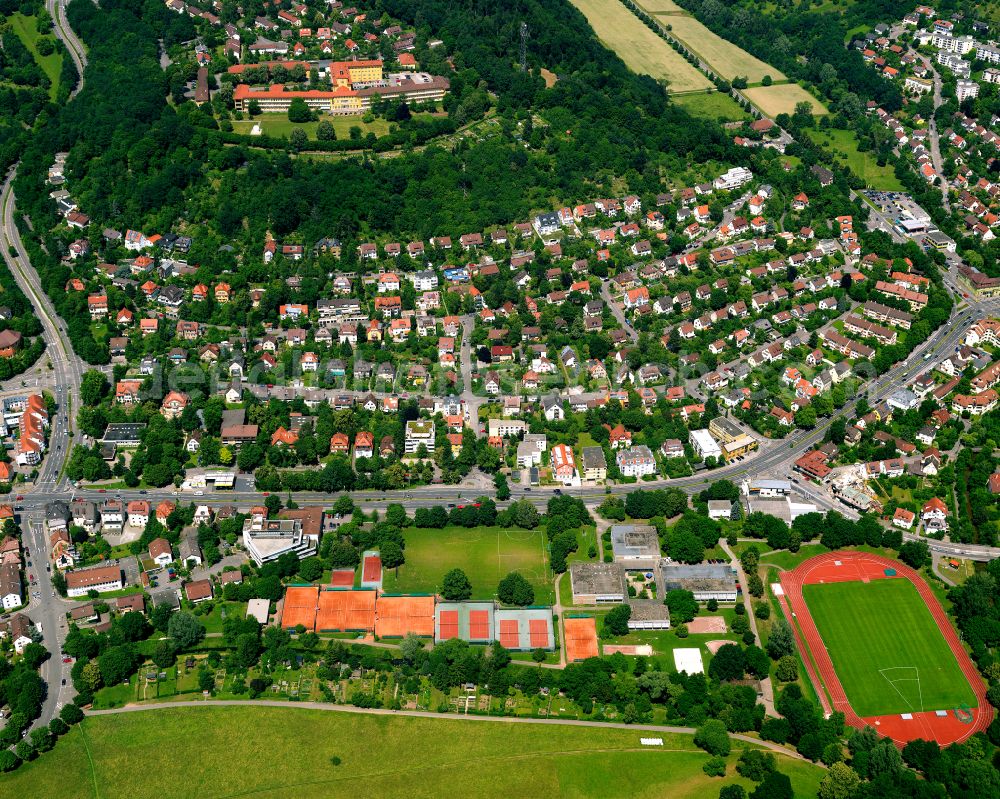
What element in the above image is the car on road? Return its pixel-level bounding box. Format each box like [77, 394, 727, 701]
[15, 495, 22, 501]
[98, 488, 106, 493]
[61, 679, 66, 686]
[195, 490, 204, 496]
[139, 490, 147, 494]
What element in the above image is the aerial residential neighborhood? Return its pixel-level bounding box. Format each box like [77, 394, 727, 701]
[0, 0, 998, 796]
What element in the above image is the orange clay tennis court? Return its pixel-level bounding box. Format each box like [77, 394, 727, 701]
[315, 589, 376, 632]
[375, 595, 435, 637]
[362, 553, 382, 583]
[470, 609, 491, 641]
[329, 569, 355, 588]
[438, 609, 460, 640]
[498, 618, 520, 649]
[280, 586, 319, 630]
[564, 617, 599, 662]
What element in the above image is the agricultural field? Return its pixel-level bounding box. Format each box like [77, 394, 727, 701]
[803, 579, 977, 716]
[4, 706, 826, 799]
[635, 0, 687, 13]
[568, 0, 712, 92]
[658, 14, 785, 83]
[380, 526, 554, 604]
[806, 128, 904, 191]
[674, 91, 749, 121]
[742, 84, 829, 117]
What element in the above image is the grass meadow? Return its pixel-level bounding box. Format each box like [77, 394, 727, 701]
[2, 706, 826, 799]
[380, 525, 554, 604]
[803, 579, 976, 716]
[674, 91, 750, 121]
[806, 128, 904, 191]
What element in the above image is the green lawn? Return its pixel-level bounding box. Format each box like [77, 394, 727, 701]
[197, 601, 247, 634]
[806, 128, 903, 191]
[4, 706, 824, 799]
[382, 526, 553, 604]
[231, 113, 406, 141]
[9, 13, 63, 100]
[674, 90, 749, 121]
[803, 579, 976, 716]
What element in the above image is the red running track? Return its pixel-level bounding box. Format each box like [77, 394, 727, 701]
[778, 551, 991, 746]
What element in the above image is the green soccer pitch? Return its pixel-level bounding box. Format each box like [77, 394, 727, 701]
[802, 579, 976, 717]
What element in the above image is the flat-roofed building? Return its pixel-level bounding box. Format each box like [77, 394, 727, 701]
[609, 525, 660, 569]
[742, 479, 791, 497]
[659, 562, 737, 602]
[690, 428, 722, 461]
[569, 561, 626, 604]
[242, 511, 315, 566]
[708, 415, 744, 444]
[721, 433, 757, 462]
[246, 598, 270, 624]
[626, 599, 671, 630]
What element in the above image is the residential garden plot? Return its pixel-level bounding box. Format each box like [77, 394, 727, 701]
[568, 0, 712, 92]
[742, 84, 829, 117]
[3, 706, 825, 799]
[660, 14, 785, 82]
[380, 526, 553, 604]
[802, 579, 976, 716]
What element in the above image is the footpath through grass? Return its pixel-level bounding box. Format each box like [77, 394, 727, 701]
[803, 579, 976, 717]
[381, 525, 553, 604]
[3, 706, 825, 799]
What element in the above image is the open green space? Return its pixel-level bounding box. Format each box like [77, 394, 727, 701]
[567, 0, 712, 92]
[381, 526, 553, 604]
[674, 91, 749, 121]
[4, 706, 825, 799]
[9, 13, 63, 100]
[803, 579, 976, 717]
[231, 114, 398, 140]
[806, 128, 904, 191]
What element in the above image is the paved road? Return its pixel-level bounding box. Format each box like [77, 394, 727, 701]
[84, 698, 813, 760]
[22, 517, 77, 731]
[600, 281, 638, 343]
[47, 0, 87, 94]
[2, 0, 89, 733]
[1, 170, 87, 490]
